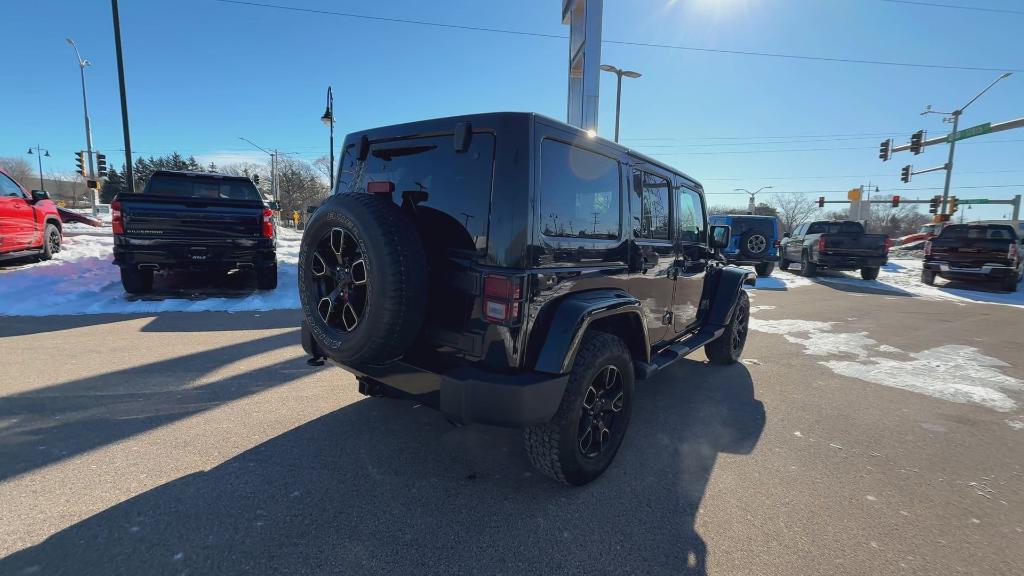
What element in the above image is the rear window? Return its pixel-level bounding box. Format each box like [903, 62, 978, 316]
[352, 134, 494, 247]
[940, 225, 1017, 240]
[145, 175, 262, 201]
[724, 216, 775, 237]
[807, 221, 864, 234]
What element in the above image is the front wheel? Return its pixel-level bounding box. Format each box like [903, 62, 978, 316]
[704, 289, 750, 365]
[39, 224, 61, 261]
[755, 261, 774, 277]
[860, 266, 880, 280]
[524, 331, 634, 486]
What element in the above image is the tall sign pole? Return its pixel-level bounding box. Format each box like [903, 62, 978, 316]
[563, 0, 603, 133]
[111, 0, 135, 193]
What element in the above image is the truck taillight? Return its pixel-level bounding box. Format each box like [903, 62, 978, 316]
[924, 240, 932, 256]
[262, 208, 275, 238]
[1010, 242, 1018, 259]
[111, 200, 124, 235]
[884, 237, 893, 252]
[817, 237, 826, 252]
[482, 274, 522, 324]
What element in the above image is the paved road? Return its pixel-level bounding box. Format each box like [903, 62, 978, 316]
[1, 276, 1022, 575]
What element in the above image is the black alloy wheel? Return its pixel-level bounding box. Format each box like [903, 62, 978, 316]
[310, 226, 369, 333]
[48, 227, 61, 254]
[577, 365, 626, 459]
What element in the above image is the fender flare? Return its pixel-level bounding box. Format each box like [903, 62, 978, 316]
[533, 289, 649, 375]
[705, 265, 755, 327]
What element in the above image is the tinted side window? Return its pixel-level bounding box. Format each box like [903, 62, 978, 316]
[632, 170, 670, 240]
[540, 140, 620, 240]
[0, 174, 23, 197]
[807, 222, 825, 234]
[675, 186, 706, 243]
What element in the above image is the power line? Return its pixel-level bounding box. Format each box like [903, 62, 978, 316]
[705, 183, 1024, 195]
[208, 0, 1023, 73]
[624, 132, 900, 141]
[701, 169, 1024, 181]
[647, 138, 1024, 156]
[879, 0, 1024, 16]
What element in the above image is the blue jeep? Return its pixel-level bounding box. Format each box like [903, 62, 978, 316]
[708, 215, 780, 277]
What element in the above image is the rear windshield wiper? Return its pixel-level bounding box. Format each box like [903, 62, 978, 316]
[372, 145, 437, 161]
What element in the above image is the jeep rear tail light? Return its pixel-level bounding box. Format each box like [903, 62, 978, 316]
[924, 240, 932, 256]
[817, 236, 826, 252]
[773, 239, 781, 248]
[483, 274, 522, 324]
[111, 200, 124, 235]
[262, 208, 275, 238]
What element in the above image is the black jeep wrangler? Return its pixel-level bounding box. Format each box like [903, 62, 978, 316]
[299, 113, 754, 485]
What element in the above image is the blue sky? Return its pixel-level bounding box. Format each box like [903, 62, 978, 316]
[2, 0, 1022, 219]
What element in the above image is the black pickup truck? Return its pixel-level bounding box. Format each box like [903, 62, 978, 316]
[112, 170, 278, 293]
[922, 224, 1022, 292]
[779, 220, 889, 280]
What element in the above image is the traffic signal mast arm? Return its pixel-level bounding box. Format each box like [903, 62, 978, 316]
[890, 116, 1024, 154]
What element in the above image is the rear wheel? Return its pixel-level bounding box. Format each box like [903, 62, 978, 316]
[524, 331, 634, 486]
[800, 251, 817, 277]
[256, 263, 278, 290]
[1001, 273, 1019, 292]
[860, 266, 880, 280]
[921, 269, 936, 286]
[754, 261, 774, 277]
[704, 289, 750, 365]
[120, 267, 153, 294]
[779, 251, 791, 271]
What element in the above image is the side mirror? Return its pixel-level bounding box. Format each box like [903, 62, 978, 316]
[783, 232, 791, 238]
[710, 225, 731, 249]
[267, 200, 280, 211]
[30, 190, 50, 203]
[306, 205, 319, 215]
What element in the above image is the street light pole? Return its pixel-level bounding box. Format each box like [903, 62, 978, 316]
[734, 186, 774, 215]
[599, 64, 641, 143]
[239, 137, 278, 200]
[921, 72, 1012, 215]
[66, 38, 97, 213]
[320, 86, 335, 190]
[27, 146, 50, 191]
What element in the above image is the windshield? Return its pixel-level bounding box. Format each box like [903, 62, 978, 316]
[145, 174, 263, 201]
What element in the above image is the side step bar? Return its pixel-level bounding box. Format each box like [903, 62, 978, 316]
[633, 325, 726, 380]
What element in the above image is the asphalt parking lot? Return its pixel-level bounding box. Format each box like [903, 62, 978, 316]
[2, 278, 1023, 575]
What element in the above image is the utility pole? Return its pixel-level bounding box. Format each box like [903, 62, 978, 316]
[66, 38, 97, 213]
[111, 0, 135, 193]
[239, 137, 279, 201]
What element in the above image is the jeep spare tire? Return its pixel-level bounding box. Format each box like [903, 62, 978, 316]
[299, 193, 428, 365]
[739, 230, 769, 259]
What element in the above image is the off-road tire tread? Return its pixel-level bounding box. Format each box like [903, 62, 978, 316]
[524, 331, 631, 485]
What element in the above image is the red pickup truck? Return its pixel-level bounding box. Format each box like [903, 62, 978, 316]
[0, 167, 63, 262]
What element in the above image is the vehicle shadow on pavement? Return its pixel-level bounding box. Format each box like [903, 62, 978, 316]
[784, 269, 918, 297]
[126, 269, 270, 301]
[0, 329, 303, 482]
[0, 310, 300, 338]
[0, 360, 765, 576]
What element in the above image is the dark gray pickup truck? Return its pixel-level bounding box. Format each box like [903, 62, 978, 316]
[111, 170, 278, 293]
[779, 220, 890, 280]
[922, 224, 1021, 292]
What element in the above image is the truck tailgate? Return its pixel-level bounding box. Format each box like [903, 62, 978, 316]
[822, 233, 888, 255]
[121, 198, 264, 239]
[929, 237, 1013, 266]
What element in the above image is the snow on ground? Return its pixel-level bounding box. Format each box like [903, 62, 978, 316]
[0, 228, 302, 316]
[748, 317, 1024, 416]
[746, 257, 1024, 309]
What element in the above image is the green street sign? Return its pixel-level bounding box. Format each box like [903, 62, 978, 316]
[947, 122, 991, 143]
[958, 198, 989, 204]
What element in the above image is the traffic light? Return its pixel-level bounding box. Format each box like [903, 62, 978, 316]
[818, 196, 825, 208]
[928, 195, 941, 214]
[96, 153, 107, 178]
[892, 195, 900, 207]
[909, 130, 925, 155]
[948, 196, 959, 215]
[253, 174, 260, 185]
[878, 138, 892, 161]
[75, 151, 87, 177]
[900, 165, 912, 183]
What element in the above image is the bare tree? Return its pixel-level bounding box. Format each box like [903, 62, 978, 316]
[769, 193, 820, 233]
[0, 156, 35, 185]
[276, 156, 329, 216]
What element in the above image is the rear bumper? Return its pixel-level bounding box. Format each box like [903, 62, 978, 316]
[113, 237, 276, 270]
[302, 326, 567, 427]
[722, 252, 777, 266]
[815, 254, 887, 269]
[924, 261, 1017, 279]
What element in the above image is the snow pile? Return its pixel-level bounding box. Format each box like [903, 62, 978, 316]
[0, 228, 302, 316]
[750, 317, 1024, 415]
